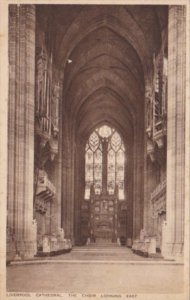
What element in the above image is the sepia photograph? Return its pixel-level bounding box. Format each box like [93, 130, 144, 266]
[0, 1, 189, 300]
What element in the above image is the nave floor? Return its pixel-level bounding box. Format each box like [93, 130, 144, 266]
[7, 245, 184, 294]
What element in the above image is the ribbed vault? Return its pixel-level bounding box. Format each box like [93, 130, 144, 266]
[37, 5, 167, 139]
[36, 5, 168, 241]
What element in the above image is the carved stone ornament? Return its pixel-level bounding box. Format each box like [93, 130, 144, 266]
[49, 137, 58, 161]
[147, 138, 155, 162]
[155, 132, 164, 148]
[146, 126, 152, 138]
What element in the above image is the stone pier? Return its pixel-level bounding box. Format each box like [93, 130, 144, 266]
[7, 5, 37, 259]
[163, 6, 186, 260]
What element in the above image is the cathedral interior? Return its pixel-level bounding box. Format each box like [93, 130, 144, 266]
[6, 4, 187, 267]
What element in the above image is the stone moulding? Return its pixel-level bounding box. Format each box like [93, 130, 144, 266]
[151, 180, 166, 218]
[36, 170, 56, 197]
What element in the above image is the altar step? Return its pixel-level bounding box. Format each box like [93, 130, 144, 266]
[72, 244, 135, 258]
[73, 245, 124, 251]
[52, 245, 163, 261]
[69, 243, 164, 261]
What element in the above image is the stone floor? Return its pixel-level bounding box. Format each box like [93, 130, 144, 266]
[35, 245, 164, 261]
[7, 246, 184, 294]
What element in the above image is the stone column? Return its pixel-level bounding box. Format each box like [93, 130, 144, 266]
[126, 142, 134, 242]
[8, 5, 37, 258]
[74, 139, 85, 244]
[133, 114, 144, 239]
[61, 118, 69, 236]
[163, 6, 186, 259]
[70, 130, 75, 243]
[62, 116, 74, 241]
[48, 68, 64, 236]
[143, 82, 155, 237]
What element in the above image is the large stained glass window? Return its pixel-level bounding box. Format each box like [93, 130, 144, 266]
[84, 125, 125, 200]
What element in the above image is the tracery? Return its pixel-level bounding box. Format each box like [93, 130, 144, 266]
[85, 125, 125, 200]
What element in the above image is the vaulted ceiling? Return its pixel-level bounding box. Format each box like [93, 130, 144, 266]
[37, 5, 168, 142]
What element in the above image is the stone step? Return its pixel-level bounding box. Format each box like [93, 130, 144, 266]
[72, 247, 129, 255]
[73, 248, 126, 250]
[73, 247, 127, 251]
[75, 251, 131, 254]
[74, 244, 121, 249]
